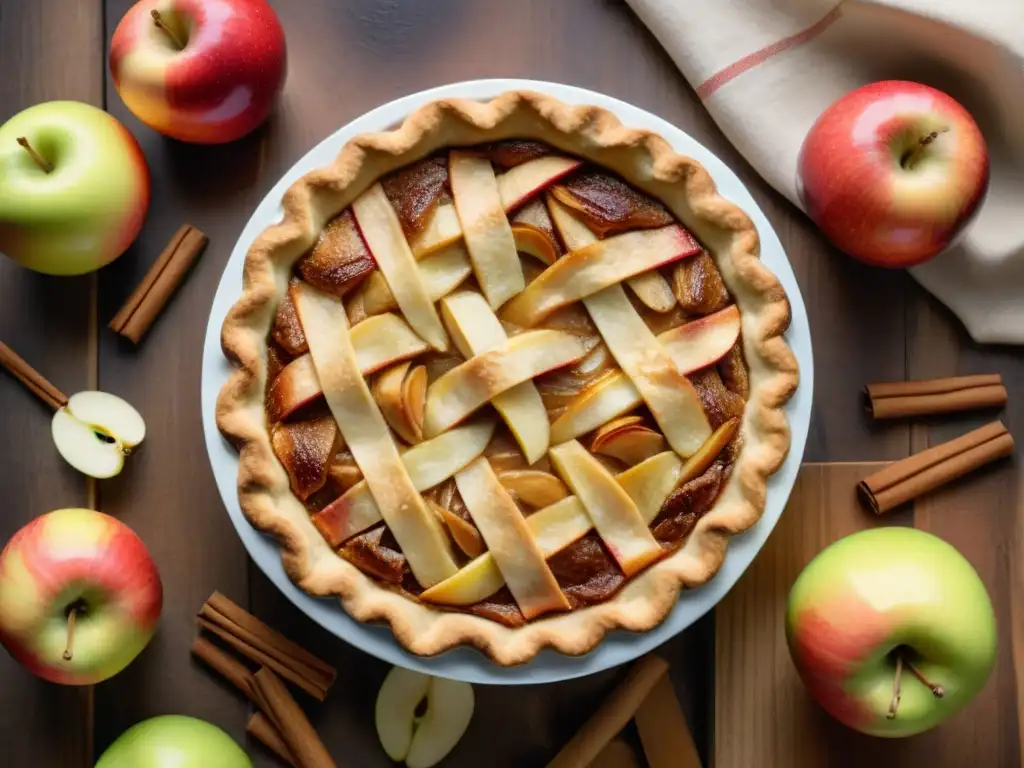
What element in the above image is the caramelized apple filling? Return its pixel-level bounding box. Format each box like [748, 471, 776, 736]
[261, 140, 750, 625]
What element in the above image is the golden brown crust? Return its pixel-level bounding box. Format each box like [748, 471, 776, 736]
[216, 91, 799, 665]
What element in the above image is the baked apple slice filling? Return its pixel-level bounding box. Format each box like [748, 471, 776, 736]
[510, 199, 561, 265]
[297, 209, 376, 297]
[454, 458, 570, 620]
[381, 155, 449, 237]
[312, 419, 496, 547]
[372, 362, 427, 445]
[293, 282, 457, 587]
[423, 330, 588, 438]
[441, 291, 551, 463]
[360, 244, 473, 317]
[271, 416, 339, 501]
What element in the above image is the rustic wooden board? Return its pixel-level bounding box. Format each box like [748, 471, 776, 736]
[715, 462, 1021, 767]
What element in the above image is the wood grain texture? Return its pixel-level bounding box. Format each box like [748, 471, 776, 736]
[0, 1, 101, 766]
[715, 463, 1021, 767]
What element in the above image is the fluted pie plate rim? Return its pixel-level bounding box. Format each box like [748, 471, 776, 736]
[200, 79, 814, 684]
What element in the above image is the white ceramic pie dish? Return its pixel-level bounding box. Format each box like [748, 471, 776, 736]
[201, 79, 814, 685]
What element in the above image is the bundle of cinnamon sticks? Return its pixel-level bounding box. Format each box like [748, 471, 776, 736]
[191, 592, 338, 767]
[860, 374, 1014, 514]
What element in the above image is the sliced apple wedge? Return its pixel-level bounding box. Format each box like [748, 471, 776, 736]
[313, 419, 496, 546]
[361, 243, 473, 316]
[550, 170, 674, 236]
[266, 354, 322, 423]
[657, 305, 741, 371]
[496, 155, 582, 212]
[626, 271, 677, 313]
[485, 139, 551, 168]
[440, 291, 551, 463]
[423, 329, 587, 438]
[511, 223, 560, 266]
[352, 183, 449, 352]
[677, 417, 740, 486]
[422, 454, 678, 606]
[293, 282, 457, 587]
[501, 225, 700, 328]
[271, 416, 338, 500]
[51, 391, 146, 479]
[546, 193, 598, 250]
[381, 155, 448, 237]
[585, 285, 712, 457]
[403, 365, 427, 443]
[549, 440, 664, 576]
[271, 281, 308, 355]
[375, 667, 474, 768]
[439, 505, 485, 559]
[449, 150, 524, 310]
[328, 451, 363, 493]
[496, 470, 569, 509]
[591, 424, 666, 466]
[373, 362, 420, 445]
[297, 209, 376, 297]
[454, 458, 569, 620]
[549, 372, 642, 445]
[409, 203, 463, 258]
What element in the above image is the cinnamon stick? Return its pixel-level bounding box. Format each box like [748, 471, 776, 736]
[634, 674, 702, 768]
[190, 636, 297, 766]
[199, 592, 335, 699]
[0, 341, 68, 409]
[546, 654, 669, 768]
[865, 374, 1007, 420]
[858, 421, 1014, 514]
[252, 667, 336, 768]
[109, 223, 208, 343]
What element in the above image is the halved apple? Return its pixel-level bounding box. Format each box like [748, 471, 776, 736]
[449, 150, 524, 310]
[549, 440, 664, 576]
[297, 209, 376, 297]
[352, 183, 449, 352]
[423, 329, 587, 438]
[51, 391, 146, 479]
[375, 666, 474, 768]
[440, 291, 551, 463]
[271, 416, 338, 500]
[454, 458, 569, 619]
[313, 419, 496, 546]
[361, 244, 473, 316]
[584, 285, 711, 457]
[409, 156, 582, 258]
[496, 470, 569, 509]
[677, 417, 740, 486]
[500, 225, 700, 328]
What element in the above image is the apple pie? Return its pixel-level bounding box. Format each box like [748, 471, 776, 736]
[218, 92, 798, 664]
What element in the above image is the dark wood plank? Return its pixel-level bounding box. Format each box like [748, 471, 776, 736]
[0, 1, 102, 766]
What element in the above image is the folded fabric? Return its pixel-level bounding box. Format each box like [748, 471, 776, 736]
[627, 0, 1024, 344]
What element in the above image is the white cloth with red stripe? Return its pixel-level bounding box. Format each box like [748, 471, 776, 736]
[626, 0, 1024, 344]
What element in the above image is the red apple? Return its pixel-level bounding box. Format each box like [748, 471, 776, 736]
[798, 81, 989, 268]
[786, 527, 996, 737]
[0, 508, 162, 685]
[109, 0, 287, 144]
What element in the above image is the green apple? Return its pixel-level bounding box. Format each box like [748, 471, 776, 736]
[95, 715, 252, 767]
[786, 527, 996, 737]
[0, 101, 150, 275]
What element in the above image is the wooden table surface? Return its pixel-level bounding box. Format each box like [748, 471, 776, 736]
[0, 1, 1020, 766]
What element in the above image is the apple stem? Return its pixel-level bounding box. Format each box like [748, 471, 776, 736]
[63, 607, 78, 661]
[887, 653, 904, 719]
[901, 130, 943, 170]
[16, 137, 52, 173]
[150, 9, 185, 50]
[907, 660, 946, 698]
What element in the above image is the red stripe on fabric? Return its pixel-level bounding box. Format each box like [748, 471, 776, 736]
[695, 5, 843, 99]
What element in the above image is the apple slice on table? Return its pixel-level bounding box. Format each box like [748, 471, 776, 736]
[455, 458, 569, 619]
[440, 291, 551, 463]
[360, 243, 472, 316]
[51, 392, 146, 479]
[548, 305, 740, 444]
[549, 440, 664, 576]
[409, 156, 582, 258]
[267, 313, 430, 422]
[423, 330, 588, 438]
[422, 452, 679, 606]
[496, 469, 569, 508]
[449, 150, 524, 309]
[297, 209, 377, 297]
[313, 419, 496, 546]
[376, 667, 474, 768]
[352, 183, 449, 352]
[500, 225, 700, 328]
[271, 416, 338, 500]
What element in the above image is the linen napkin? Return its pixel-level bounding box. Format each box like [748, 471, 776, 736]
[626, 0, 1024, 344]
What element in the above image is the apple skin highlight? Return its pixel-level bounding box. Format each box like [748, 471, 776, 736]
[786, 527, 997, 738]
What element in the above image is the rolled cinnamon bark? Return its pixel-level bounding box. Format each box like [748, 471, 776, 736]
[858, 421, 1014, 514]
[252, 667, 336, 768]
[865, 374, 1007, 420]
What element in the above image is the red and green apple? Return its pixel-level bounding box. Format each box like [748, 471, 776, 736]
[786, 527, 996, 737]
[0, 508, 162, 685]
[110, 0, 287, 144]
[798, 80, 989, 268]
[95, 715, 251, 767]
[0, 101, 150, 275]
